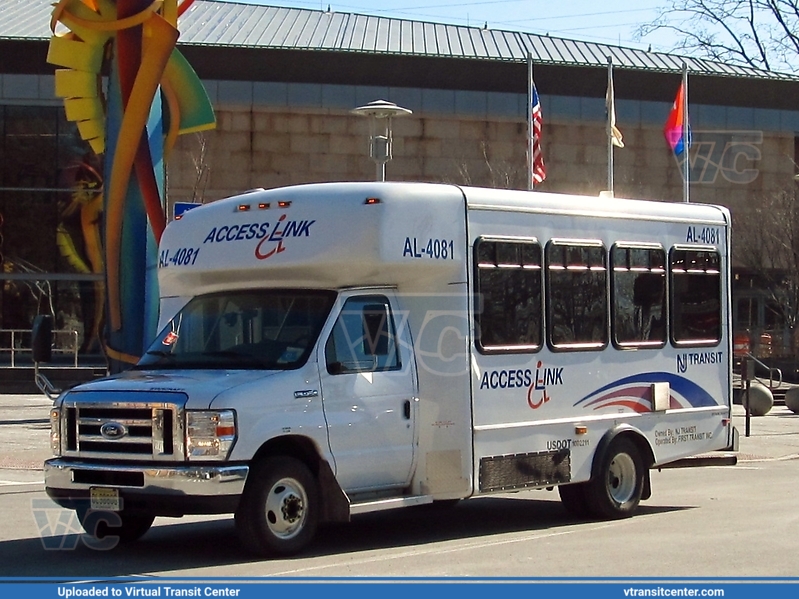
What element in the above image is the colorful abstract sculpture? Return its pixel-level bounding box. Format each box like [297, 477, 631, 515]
[47, 0, 215, 371]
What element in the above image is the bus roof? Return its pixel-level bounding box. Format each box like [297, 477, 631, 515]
[157, 182, 729, 299]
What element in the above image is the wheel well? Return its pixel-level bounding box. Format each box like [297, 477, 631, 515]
[249, 435, 349, 523]
[251, 435, 323, 476]
[591, 427, 655, 500]
[618, 430, 655, 469]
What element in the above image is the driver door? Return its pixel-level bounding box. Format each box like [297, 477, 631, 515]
[318, 291, 418, 493]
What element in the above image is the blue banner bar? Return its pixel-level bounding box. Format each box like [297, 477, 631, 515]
[2, 580, 799, 599]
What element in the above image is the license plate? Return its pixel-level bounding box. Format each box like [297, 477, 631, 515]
[90, 487, 121, 511]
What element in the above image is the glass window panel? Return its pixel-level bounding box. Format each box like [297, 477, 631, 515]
[475, 239, 542, 351]
[496, 243, 520, 266]
[476, 241, 495, 266]
[2, 105, 59, 189]
[735, 297, 757, 330]
[765, 301, 782, 328]
[325, 295, 400, 373]
[0, 104, 105, 359]
[611, 245, 667, 347]
[547, 242, 607, 348]
[139, 290, 335, 370]
[520, 244, 540, 268]
[670, 249, 722, 344]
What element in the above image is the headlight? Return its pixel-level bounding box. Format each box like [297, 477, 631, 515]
[49, 408, 61, 456]
[186, 410, 236, 460]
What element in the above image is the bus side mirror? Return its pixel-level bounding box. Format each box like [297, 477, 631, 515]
[32, 315, 53, 363]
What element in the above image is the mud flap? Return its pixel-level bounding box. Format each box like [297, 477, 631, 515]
[318, 459, 350, 522]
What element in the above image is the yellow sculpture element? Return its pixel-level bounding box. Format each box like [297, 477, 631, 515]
[105, 14, 178, 331]
[58, 0, 163, 31]
[56, 161, 106, 352]
[48, 0, 165, 154]
[48, 0, 215, 341]
[56, 224, 91, 274]
[48, 0, 119, 154]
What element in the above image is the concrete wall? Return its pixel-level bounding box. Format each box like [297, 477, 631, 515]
[165, 83, 797, 235]
[1, 73, 793, 238]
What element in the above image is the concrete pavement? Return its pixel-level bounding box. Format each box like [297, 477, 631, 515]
[0, 393, 53, 471]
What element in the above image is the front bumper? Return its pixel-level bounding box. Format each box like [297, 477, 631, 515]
[44, 458, 249, 516]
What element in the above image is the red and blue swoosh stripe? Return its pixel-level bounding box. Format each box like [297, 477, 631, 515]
[574, 372, 719, 412]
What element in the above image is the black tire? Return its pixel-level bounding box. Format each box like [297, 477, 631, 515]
[235, 456, 320, 557]
[558, 482, 591, 518]
[585, 437, 645, 519]
[77, 508, 155, 543]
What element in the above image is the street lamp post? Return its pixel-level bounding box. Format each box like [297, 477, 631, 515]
[350, 100, 412, 181]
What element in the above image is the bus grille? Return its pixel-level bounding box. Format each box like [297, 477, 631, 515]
[61, 401, 183, 461]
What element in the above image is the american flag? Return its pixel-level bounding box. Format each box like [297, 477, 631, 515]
[531, 85, 546, 185]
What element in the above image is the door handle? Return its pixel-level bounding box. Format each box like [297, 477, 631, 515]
[403, 399, 411, 420]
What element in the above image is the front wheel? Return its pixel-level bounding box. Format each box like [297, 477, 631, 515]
[77, 508, 155, 544]
[585, 437, 645, 519]
[235, 456, 320, 557]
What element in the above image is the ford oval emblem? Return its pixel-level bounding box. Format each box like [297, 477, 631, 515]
[100, 421, 127, 440]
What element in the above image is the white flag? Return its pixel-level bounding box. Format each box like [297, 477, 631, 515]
[606, 70, 624, 148]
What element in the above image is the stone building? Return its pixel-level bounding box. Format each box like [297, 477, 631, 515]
[2, 0, 799, 360]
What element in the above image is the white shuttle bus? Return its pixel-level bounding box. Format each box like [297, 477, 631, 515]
[44, 182, 737, 556]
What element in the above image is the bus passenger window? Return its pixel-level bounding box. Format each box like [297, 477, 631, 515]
[611, 245, 666, 348]
[670, 248, 721, 345]
[547, 241, 608, 350]
[474, 239, 542, 352]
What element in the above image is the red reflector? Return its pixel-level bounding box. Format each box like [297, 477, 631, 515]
[216, 426, 236, 437]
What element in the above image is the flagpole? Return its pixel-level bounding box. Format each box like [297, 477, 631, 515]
[607, 56, 614, 195]
[682, 62, 689, 203]
[528, 52, 534, 191]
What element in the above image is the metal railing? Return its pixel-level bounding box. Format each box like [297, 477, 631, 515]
[0, 328, 79, 367]
[743, 352, 783, 389]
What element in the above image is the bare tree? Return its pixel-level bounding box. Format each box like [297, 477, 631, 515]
[3, 257, 56, 319]
[455, 142, 526, 190]
[733, 185, 799, 335]
[638, 1, 799, 73]
[191, 132, 211, 203]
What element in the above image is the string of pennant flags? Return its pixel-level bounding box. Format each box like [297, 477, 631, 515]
[527, 55, 692, 202]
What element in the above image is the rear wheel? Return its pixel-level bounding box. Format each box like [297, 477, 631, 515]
[235, 456, 320, 557]
[585, 437, 645, 519]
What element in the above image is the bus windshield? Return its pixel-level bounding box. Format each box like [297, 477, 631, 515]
[137, 289, 336, 370]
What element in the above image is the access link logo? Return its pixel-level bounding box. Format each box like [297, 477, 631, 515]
[527, 361, 564, 409]
[479, 362, 564, 410]
[202, 215, 316, 261]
